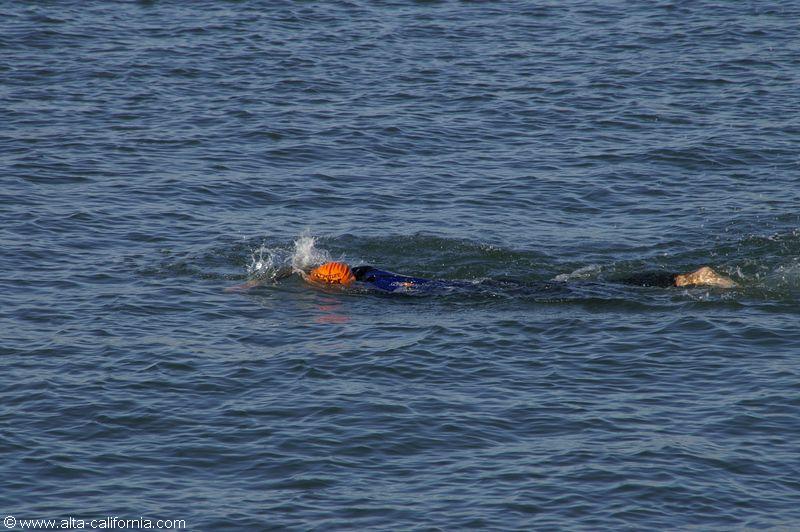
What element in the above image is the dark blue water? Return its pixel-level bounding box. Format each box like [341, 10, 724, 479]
[3, 1, 800, 529]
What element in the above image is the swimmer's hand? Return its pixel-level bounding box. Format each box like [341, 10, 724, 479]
[224, 267, 298, 293]
[675, 266, 737, 288]
[224, 279, 264, 293]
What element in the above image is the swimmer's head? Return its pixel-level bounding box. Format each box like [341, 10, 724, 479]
[674, 266, 737, 288]
[308, 261, 355, 285]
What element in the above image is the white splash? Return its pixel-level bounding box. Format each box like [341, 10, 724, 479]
[553, 264, 601, 282]
[245, 232, 332, 282]
[290, 232, 331, 274]
[246, 241, 284, 281]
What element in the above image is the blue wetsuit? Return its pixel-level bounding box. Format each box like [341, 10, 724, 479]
[352, 266, 435, 293]
[350, 266, 681, 294]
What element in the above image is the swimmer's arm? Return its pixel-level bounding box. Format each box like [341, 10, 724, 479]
[223, 279, 264, 293]
[224, 267, 297, 293]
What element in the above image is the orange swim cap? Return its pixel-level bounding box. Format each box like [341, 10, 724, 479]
[308, 261, 355, 285]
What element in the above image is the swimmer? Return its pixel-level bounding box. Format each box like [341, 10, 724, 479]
[226, 262, 736, 293]
[305, 262, 737, 291]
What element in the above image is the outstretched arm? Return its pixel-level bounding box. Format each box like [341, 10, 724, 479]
[224, 279, 265, 293]
[224, 267, 298, 293]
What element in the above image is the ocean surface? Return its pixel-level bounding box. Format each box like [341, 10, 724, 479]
[3, 1, 800, 530]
